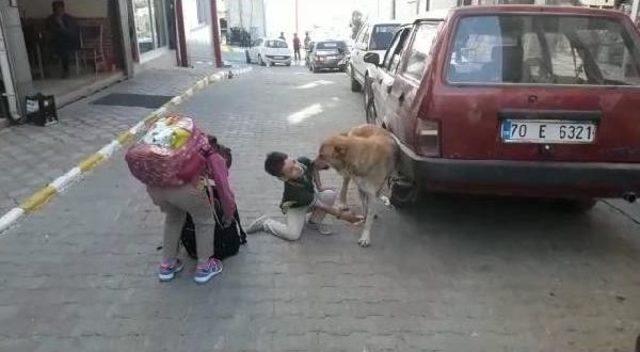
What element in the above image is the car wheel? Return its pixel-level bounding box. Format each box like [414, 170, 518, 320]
[245, 51, 251, 64]
[390, 178, 419, 209]
[313, 65, 320, 73]
[350, 66, 362, 92]
[364, 76, 377, 124]
[258, 55, 265, 66]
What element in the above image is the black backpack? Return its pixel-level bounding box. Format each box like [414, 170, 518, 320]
[180, 187, 247, 260]
[180, 136, 246, 260]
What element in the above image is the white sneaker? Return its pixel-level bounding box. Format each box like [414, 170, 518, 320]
[308, 221, 332, 235]
[246, 215, 269, 234]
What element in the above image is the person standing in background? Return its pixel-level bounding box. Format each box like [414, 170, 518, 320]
[46, 1, 79, 78]
[293, 33, 301, 62]
[304, 32, 311, 51]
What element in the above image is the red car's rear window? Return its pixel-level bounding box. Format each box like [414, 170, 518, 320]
[447, 15, 640, 86]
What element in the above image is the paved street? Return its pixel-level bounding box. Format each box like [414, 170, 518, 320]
[0, 64, 639, 352]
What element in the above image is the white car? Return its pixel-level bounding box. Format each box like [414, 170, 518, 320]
[245, 38, 292, 66]
[349, 20, 402, 92]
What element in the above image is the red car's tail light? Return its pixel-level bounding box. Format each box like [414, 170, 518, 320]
[416, 119, 441, 157]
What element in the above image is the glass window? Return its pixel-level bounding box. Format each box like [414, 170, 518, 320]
[266, 40, 288, 48]
[134, 0, 169, 55]
[447, 15, 640, 85]
[154, 0, 167, 47]
[369, 24, 401, 50]
[196, 0, 208, 25]
[401, 22, 440, 81]
[383, 28, 412, 74]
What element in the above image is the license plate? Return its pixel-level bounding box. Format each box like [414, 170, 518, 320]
[501, 119, 596, 144]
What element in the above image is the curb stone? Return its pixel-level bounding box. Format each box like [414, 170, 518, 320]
[0, 66, 252, 235]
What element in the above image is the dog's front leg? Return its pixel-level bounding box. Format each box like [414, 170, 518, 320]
[336, 176, 351, 210]
[357, 189, 372, 247]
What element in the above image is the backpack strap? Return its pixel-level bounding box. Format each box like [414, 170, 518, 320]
[234, 209, 247, 244]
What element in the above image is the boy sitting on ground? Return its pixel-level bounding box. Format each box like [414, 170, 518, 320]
[246, 152, 362, 240]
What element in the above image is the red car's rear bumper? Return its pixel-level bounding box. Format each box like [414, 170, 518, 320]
[397, 141, 640, 199]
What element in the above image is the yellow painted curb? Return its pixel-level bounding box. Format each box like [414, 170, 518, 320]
[116, 131, 135, 145]
[78, 154, 105, 172]
[19, 185, 58, 212]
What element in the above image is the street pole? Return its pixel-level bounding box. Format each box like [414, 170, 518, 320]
[295, 0, 299, 34]
[632, 0, 639, 23]
[175, 0, 189, 67]
[210, 0, 223, 68]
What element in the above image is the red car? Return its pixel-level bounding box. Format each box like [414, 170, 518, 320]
[365, 5, 640, 209]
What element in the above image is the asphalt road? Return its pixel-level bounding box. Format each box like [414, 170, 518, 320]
[0, 64, 638, 352]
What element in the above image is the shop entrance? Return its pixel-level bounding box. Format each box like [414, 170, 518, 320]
[18, 0, 126, 105]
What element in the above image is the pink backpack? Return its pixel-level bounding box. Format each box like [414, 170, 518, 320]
[125, 114, 210, 186]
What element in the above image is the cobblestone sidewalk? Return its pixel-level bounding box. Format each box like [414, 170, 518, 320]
[0, 65, 226, 216]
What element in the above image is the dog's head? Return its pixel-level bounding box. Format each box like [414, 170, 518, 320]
[315, 135, 349, 170]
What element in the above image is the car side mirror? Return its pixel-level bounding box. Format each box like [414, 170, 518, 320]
[363, 52, 381, 66]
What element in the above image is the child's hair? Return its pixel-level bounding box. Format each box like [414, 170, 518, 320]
[265, 152, 288, 177]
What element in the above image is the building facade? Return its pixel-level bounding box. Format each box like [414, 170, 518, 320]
[0, 0, 222, 123]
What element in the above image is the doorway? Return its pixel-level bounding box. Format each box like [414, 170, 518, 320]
[18, 0, 126, 105]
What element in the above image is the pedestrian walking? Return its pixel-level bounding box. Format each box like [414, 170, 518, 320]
[245, 152, 362, 241]
[125, 114, 236, 284]
[293, 33, 302, 62]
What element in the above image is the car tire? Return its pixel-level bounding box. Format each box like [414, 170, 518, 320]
[364, 76, 377, 124]
[350, 66, 362, 92]
[390, 178, 419, 209]
[245, 51, 251, 64]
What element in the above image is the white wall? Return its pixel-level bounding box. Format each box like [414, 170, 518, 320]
[19, 0, 108, 19]
[183, 0, 215, 62]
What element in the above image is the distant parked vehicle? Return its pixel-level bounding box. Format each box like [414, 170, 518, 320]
[245, 38, 292, 66]
[306, 40, 349, 73]
[227, 27, 252, 47]
[349, 20, 402, 92]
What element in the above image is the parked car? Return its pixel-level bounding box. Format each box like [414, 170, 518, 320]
[365, 6, 640, 209]
[306, 40, 349, 73]
[245, 38, 292, 66]
[349, 20, 402, 92]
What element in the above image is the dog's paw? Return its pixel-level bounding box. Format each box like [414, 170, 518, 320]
[357, 236, 370, 247]
[379, 195, 391, 207]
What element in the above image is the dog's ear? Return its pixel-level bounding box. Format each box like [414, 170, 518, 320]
[334, 144, 347, 157]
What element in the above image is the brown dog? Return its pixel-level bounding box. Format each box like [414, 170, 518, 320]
[315, 124, 397, 247]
